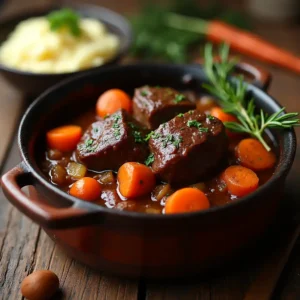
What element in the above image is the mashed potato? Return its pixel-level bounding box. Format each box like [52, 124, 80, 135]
[0, 17, 120, 73]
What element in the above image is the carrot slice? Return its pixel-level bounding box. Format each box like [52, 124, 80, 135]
[236, 138, 276, 171]
[70, 177, 101, 201]
[165, 188, 210, 214]
[210, 107, 238, 123]
[46, 125, 82, 152]
[96, 89, 132, 118]
[223, 165, 259, 197]
[118, 162, 156, 198]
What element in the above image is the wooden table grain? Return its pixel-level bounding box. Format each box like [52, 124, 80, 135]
[0, 1, 299, 299]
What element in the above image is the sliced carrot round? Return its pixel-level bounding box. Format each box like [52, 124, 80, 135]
[223, 165, 259, 197]
[46, 125, 82, 152]
[118, 162, 156, 198]
[210, 107, 238, 123]
[165, 188, 210, 214]
[96, 89, 132, 118]
[236, 138, 276, 171]
[70, 177, 101, 201]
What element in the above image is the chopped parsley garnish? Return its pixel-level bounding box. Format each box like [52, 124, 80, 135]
[174, 94, 185, 104]
[93, 127, 99, 133]
[177, 113, 184, 118]
[173, 136, 183, 148]
[85, 139, 93, 147]
[160, 134, 182, 148]
[187, 120, 208, 133]
[128, 122, 138, 130]
[144, 131, 161, 141]
[113, 115, 121, 122]
[114, 129, 121, 139]
[162, 134, 174, 147]
[133, 131, 144, 143]
[199, 127, 209, 132]
[188, 110, 194, 114]
[112, 114, 121, 139]
[145, 153, 155, 166]
[47, 8, 81, 37]
[83, 139, 96, 152]
[141, 90, 148, 96]
[187, 120, 201, 128]
[207, 115, 214, 120]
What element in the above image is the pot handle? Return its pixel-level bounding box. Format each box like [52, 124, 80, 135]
[234, 60, 272, 91]
[197, 57, 272, 91]
[1, 162, 92, 229]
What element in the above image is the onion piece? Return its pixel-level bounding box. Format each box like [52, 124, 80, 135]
[67, 162, 87, 180]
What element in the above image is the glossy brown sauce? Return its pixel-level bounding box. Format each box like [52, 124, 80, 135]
[39, 95, 275, 214]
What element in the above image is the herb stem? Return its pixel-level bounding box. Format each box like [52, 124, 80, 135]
[165, 12, 209, 35]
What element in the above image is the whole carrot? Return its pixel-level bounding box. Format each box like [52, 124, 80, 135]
[166, 13, 300, 74]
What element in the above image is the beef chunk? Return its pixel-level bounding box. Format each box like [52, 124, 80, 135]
[133, 86, 196, 130]
[148, 110, 228, 186]
[76, 110, 148, 171]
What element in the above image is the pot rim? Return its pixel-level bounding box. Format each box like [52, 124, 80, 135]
[0, 3, 132, 77]
[18, 63, 297, 221]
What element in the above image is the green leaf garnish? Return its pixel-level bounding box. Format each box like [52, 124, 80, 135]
[174, 94, 185, 103]
[145, 153, 155, 166]
[47, 8, 81, 37]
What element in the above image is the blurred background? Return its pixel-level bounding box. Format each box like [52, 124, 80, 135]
[1, 0, 300, 64]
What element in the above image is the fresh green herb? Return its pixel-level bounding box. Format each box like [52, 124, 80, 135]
[187, 120, 201, 128]
[47, 8, 81, 37]
[83, 139, 96, 152]
[85, 139, 93, 147]
[187, 120, 208, 133]
[199, 127, 209, 132]
[128, 122, 138, 130]
[177, 113, 185, 117]
[203, 43, 300, 151]
[112, 114, 122, 140]
[114, 129, 121, 139]
[93, 127, 99, 133]
[174, 94, 186, 103]
[145, 153, 155, 166]
[207, 115, 214, 120]
[130, 1, 251, 62]
[162, 134, 174, 147]
[113, 115, 121, 122]
[141, 90, 148, 96]
[104, 115, 109, 119]
[144, 131, 161, 141]
[133, 131, 144, 143]
[173, 136, 183, 148]
[188, 110, 194, 114]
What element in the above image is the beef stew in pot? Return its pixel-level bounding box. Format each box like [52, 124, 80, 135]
[39, 86, 276, 214]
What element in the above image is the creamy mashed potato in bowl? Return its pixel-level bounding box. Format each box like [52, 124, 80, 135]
[0, 15, 120, 73]
[0, 4, 131, 95]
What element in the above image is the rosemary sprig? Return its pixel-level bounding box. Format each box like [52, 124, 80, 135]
[203, 43, 299, 151]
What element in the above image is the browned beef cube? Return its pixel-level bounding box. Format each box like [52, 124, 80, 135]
[76, 110, 148, 171]
[133, 86, 196, 130]
[148, 110, 228, 186]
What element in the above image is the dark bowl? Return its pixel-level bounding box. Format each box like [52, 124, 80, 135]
[0, 3, 132, 97]
[1, 62, 296, 279]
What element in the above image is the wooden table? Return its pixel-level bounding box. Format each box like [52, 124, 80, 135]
[0, 1, 300, 299]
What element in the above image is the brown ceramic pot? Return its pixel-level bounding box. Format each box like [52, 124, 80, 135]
[1, 62, 296, 278]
